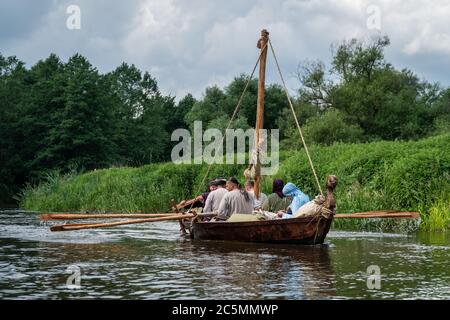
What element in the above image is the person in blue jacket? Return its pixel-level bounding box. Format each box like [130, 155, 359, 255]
[282, 182, 310, 216]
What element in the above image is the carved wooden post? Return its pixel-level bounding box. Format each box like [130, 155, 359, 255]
[324, 175, 338, 212]
[171, 199, 187, 235]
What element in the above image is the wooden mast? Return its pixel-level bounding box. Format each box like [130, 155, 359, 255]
[254, 29, 269, 199]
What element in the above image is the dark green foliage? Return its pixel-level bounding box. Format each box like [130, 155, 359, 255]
[107, 63, 174, 165]
[288, 35, 448, 145]
[42, 54, 117, 170]
[184, 86, 227, 131]
[184, 74, 287, 132]
[430, 88, 450, 135]
[169, 93, 196, 132]
[0, 54, 177, 203]
[284, 108, 364, 148]
[330, 68, 434, 140]
[0, 54, 28, 202]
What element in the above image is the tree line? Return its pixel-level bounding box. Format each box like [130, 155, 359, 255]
[1, 36, 449, 203]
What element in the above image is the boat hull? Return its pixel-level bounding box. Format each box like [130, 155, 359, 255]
[190, 215, 333, 245]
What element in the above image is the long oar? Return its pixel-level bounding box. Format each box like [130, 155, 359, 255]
[41, 213, 177, 221]
[50, 213, 196, 232]
[334, 211, 420, 219]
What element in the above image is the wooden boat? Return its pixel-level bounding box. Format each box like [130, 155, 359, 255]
[189, 175, 337, 245]
[46, 29, 384, 242]
[43, 31, 419, 236]
[190, 215, 332, 244]
[185, 29, 338, 245]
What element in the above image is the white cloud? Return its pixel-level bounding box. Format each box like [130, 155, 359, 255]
[1, 0, 450, 100]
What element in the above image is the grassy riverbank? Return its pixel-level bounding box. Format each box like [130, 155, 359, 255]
[20, 134, 450, 231]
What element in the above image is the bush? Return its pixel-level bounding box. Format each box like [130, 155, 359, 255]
[284, 108, 364, 148]
[432, 115, 450, 135]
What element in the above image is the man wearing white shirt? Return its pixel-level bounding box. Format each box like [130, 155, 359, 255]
[203, 178, 228, 213]
[245, 180, 268, 210]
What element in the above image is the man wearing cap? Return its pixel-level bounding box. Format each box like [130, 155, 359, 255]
[203, 178, 228, 213]
[189, 180, 218, 209]
[216, 177, 254, 220]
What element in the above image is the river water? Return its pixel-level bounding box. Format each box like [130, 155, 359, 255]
[0, 210, 449, 300]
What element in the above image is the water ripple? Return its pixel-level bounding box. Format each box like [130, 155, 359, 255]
[0, 210, 448, 299]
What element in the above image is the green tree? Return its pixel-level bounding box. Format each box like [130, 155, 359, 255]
[168, 93, 196, 132]
[283, 108, 364, 149]
[222, 75, 286, 129]
[40, 54, 117, 170]
[184, 74, 287, 133]
[108, 64, 172, 165]
[0, 54, 28, 201]
[430, 88, 450, 135]
[184, 86, 227, 131]
[134, 72, 173, 164]
[295, 36, 440, 141]
[296, 59, 332, 108]
[20, 54, 66, 177]
[276, 100, 320, 141]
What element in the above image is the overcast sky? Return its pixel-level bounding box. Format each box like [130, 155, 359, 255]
[1, 0, 450, 99]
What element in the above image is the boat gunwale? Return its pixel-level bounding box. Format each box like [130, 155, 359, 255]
[192, 215, 333, 228]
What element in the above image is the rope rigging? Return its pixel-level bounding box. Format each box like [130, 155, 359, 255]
[188, 35, 323, 209]
[268, 39, 323, 196]
[187, 41, 268, 212]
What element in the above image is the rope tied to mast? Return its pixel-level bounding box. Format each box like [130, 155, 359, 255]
[268, 38, 324, 196]
[187, 32, 324, 211]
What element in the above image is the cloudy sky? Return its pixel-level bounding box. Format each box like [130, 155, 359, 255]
[1, 0, 450, 99]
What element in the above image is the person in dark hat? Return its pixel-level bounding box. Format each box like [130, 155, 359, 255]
[262, 179, 291, 213]
[203, 178, 227, 213]
[215, 177, 254, 220]
[203, 180, 219, 201]
[188, 179, 218, 209]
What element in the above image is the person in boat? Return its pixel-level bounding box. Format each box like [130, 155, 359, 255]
[282, 182, 310, 216]
[262, 179, 292, 214]
[245, 180, 268, 210]
[200, 180, 218, 203]
[187, 179, 218, 209]
[203, 178, 228, 213]
[215, 177, 254, 221]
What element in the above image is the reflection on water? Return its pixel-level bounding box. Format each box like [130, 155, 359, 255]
[0, 210, 449, 300]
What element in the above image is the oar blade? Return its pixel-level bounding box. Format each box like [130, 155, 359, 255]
[50, 224, 68, 232]
[40, 214, 51, 221]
